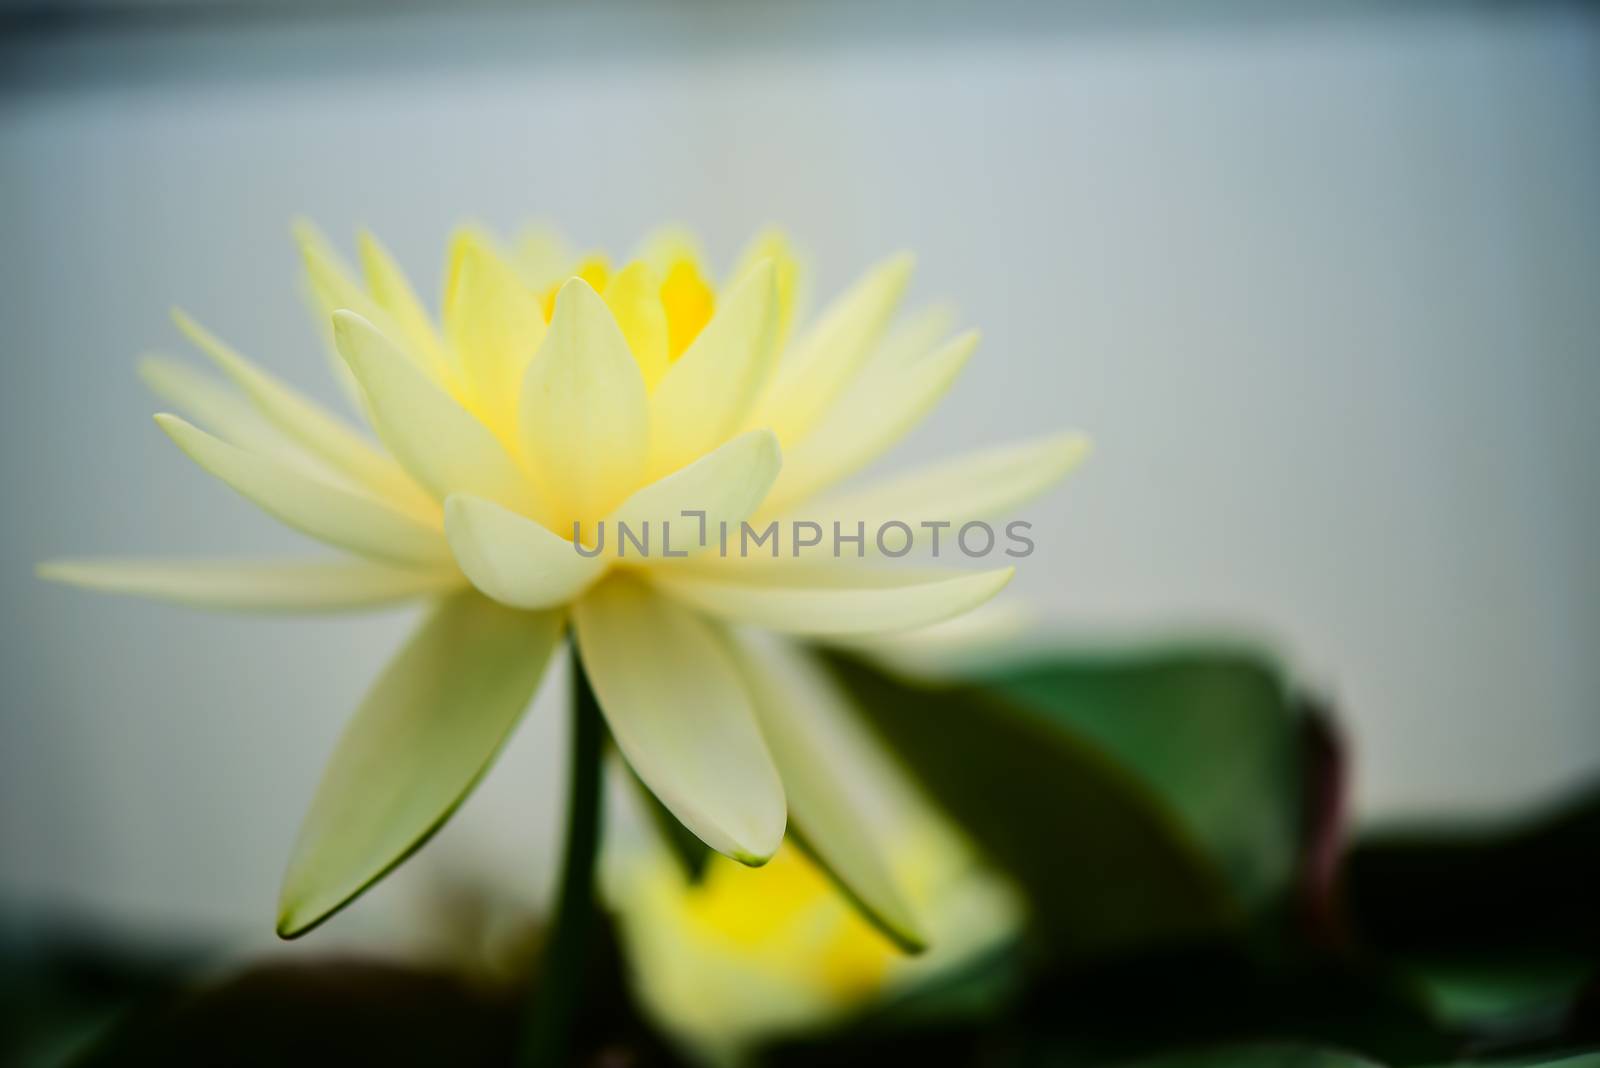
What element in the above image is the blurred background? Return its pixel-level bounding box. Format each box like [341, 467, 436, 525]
[2, 0, 1597, 972]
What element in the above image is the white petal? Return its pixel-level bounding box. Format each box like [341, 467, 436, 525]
[801, 432, 1092, 536]
[332, 310, 542, 519]
[573, 575, 785, 863]
[726, 633, 927, 951]
[756, 253, 912, 446]
[650, 564, 1015, 636]
[443, 495, 608, 610]
[278, 592, 563, 936]
[156, 414, 452, 567]
[760, 330, 978, 517]
[611, 429, 781, 560]
[519, 279, 649, 526]
[37, 558, 462, 612]
[648, 260, 779, 477]
[172, 309, 438, 521]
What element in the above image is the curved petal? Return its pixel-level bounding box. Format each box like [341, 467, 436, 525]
[650, 564, 1015, 636]
[518, 279, 649, 526]
[603, 261, 671, 390]
[573, 575, 785, 864]
[37, 557, 462, 612]
[295, 219, 389, 328]
[756, 253, 912, 447]
[156, 414, 451, 567]
[760, 330, 978, 516]
[726, 632, 927, 952]
[443, 495, 608, 610]
[138, 356, 338, 482]
[802, 432, 1092, 536]
[358, 229, 450, 379]
[612, 429, 781, 560]
[278, 592, 563, 936]
[728, 227, 807, 356]
[332, 310, 541, 519]
[172, 309, 437, 521]
[444, 230, 546, 431]
[867, 304, 958, 375]
[649, 260, 779, 477]
[293, 219, 405, 406]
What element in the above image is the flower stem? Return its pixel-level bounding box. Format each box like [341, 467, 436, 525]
[521, 643, 605, 1066]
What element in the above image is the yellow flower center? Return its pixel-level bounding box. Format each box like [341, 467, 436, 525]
[659, 257, 715, 360]
[538, 253, 715, 363]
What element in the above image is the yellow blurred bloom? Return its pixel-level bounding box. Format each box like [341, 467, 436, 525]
[608, 727, 1022, 1066]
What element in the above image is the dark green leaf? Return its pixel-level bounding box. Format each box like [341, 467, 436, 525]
[971, 647, 1302, 912]
[823, 651, 1240, 959]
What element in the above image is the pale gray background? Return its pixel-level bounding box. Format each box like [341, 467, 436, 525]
[3, 1, 1597, 953]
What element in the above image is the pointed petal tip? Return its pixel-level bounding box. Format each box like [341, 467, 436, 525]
[1050, 430, 1094, 467]
[274, 910, 307, 941]
[289, 216, 328, 247]
[35, 559, 72, 583]
[556, 273, 604, 302]
[329, 308, 378, 359]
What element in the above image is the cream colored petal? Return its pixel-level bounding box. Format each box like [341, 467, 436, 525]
[518, 279, 649, 526]
[756, 253, 913, 446]
[297, 282, 373, 419]
[358, 230, 450, 380]
[172, 309, 438, 521]
[443, 495, 608, 610]
[293, 219, 421, 404]
[726, 632, 927, 951]
[295, 219, 381, 320]
[444, 230, 546, 431]
[802, 432, 1093, 535]
[650, 564, 1014, 636]
[573, 575, 785, 864]
[729, 227, 808, 356]
[333, 311, 541, 520]
[760, 330, 978, 517]
[611, 429, 780, 560]
[649, 260, 779, 477]
[37, 557, 462, 612]
[603, 261, 670, 390]
[278, 592, 562, 936]
[156, 414, 451, 567]
[869, 304, 958, 375]
[139, 356, 339, 482]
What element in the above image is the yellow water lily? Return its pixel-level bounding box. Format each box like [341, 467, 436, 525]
[40, 222, 1088, 948]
